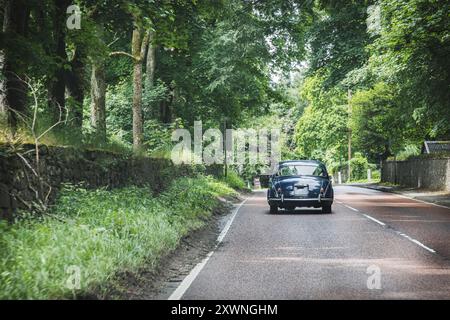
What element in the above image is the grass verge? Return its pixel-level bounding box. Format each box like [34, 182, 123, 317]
[0, 175, 237, 299]
[348, 178, 381, 184]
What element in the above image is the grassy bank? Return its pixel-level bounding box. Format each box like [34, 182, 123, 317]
[0, 176, 237, 299]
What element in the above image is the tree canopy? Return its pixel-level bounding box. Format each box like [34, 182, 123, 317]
[1, 0, 449, 170]
[293, 0, 450, 168]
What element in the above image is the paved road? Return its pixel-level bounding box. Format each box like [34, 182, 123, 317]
[180, 186, 450, 299]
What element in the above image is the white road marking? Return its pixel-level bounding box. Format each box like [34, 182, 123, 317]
[362, 214, 386, 226]
[338, 195, 437, 254]
[355, 209, 436, 254]
[345, 205, 359, 212]
[168, 197, 248, 300]
[168, 251, 213, 301]
[217, 198, 248, 243]
[397, 232, 436, 254]
[358, 210, 436, 254]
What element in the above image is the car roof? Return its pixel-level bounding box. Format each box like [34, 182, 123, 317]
[278, 160, 324, 166]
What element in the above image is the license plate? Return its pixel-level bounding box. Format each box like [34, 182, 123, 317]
[294, 186, 308, 196]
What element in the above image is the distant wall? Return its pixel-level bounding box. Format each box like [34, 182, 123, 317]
[381, 157, 450, 191]
[0, 144, 216, 221]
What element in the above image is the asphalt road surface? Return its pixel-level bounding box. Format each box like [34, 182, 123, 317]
[176, 186, 450, 299]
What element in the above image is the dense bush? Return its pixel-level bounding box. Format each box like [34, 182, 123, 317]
[371, 169, 380, 181]
[349, 152, 369, 181]
[221, 170, 248, 191]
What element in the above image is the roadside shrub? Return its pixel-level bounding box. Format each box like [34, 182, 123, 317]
[371, 169, 380, 181]
[221, 170, 247, 190]
[349, 152, 369, 180]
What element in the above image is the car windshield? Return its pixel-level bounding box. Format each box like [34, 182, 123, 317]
[277, 164, 325, 177]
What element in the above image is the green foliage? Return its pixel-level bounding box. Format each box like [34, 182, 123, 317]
[294, 74, 348, 165]
[2, 0, 318, 162]
[0, 176, 236, 299]
[143, 118, 183, 154]
[290, 0, 450, 167]
[102, 80, 173, 155]
[3, 0, 449, 165]
[292, 1, 370, 166]
[370, 0, 450, 139]
[329, 153, 378, 182]
[105, 80, 133, 143]
[306, 0, 370, 88]
[2, 0, 448, 195]
[142, 80, 171, 114]
[349, 152, 369, 181]
[350, 82, 418, 161]
[371, 169, 380, 181]
[221, 170, 248, 191]
[395, 145, 421, 161]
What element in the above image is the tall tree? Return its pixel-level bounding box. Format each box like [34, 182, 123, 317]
[110, 26, 148, 150]
[81, 1, 128, 142]
[370, 0, 450, 139]
[131, 26, 148, 150]
[48, 0, 71, 123]
[65, 47, 85, 129]
[145, 30, 156, 95]
[90, 59, 106, 141]
[2, 0, 29, 128]
[0, 0, 9, 114]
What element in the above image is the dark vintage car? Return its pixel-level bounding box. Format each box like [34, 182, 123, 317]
[267, 160, 334, 214]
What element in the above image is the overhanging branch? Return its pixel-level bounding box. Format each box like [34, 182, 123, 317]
[109, 51, 138, 61]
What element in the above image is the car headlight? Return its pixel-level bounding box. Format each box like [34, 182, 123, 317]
[285, 185, 293, 191]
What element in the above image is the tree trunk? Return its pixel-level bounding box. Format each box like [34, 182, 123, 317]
[66, 47, 85, 129]
[132, 28, 144, 151]
[160, 82, 174, 123]
[48, 0, 71, 123]
[145, 30, 156, 90]
[109, 24, 148, 151]
[131, 27, 149, 151]
[90, 61, 106, 142]
[4, 0, 29, 129]
[0, 0, 10, 115]
[145, 30, 156, 118]
[0, 52, 6, 114]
